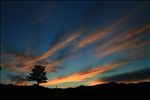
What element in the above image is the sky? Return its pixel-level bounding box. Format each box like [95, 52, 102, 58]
[1, 1, 150, 88]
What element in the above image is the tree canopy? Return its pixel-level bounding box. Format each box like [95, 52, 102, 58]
[26, 65, 48, 86]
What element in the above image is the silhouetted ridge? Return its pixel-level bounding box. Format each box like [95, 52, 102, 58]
[1, 82, 150, 99]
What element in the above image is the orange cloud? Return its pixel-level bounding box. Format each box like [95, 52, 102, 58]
[98, 39, 139, 58]
[76, 30, 108, 48]
[45, 60, 61, 72]
[75, 13, 132, 49]
[96, 23, 150, 51]
[15, 80, 29, 86]
[88, 80, 105, 86]
[23, 32, 80, 68]
[124, 23, 150, 39]
[0, 50, 35, 72]
[1, 31, 81, 73]
[42, 63, 123, 86]
[95, 23, 150, 58]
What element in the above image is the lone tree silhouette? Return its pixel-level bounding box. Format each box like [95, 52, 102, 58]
[26, 65, 48, 86]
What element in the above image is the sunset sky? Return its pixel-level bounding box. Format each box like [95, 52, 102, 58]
[1, 1, 150, 88]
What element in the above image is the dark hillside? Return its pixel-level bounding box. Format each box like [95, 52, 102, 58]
[1, 82, 150, 99]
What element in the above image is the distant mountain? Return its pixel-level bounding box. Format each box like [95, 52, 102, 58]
[1, 82, 150, 99]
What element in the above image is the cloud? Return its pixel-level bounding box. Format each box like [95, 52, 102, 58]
[43, 45, 149, 87]
[74, 12, 133, 49]
[42, 63, 123, 86]
[19, 31, 81, 70]
[18, 4, 108, 72]
[0, 48, 35, 72]
[44, 60, 61, 72]
[88, 80, 104, 86]
[8, 74, 28, 86]
[1, 31, 81, 73]
[95, 23, 150, 58]
[101, 68, 150, 82]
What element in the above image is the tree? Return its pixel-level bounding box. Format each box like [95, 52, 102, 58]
[26, 65, 48, 86]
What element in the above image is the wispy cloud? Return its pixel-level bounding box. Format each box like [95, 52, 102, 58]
[0, 48, 35, 72]
[95, 23, 150, 58]
[42, 63, 123, 86]
[74, 12, 133, 49]
[1, 31, 81, 73]
[19, 32, 81, 70]
[44, 60, 61, 72]
[42, 42, 149, 87]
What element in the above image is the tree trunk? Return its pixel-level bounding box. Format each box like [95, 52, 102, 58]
[37, 81, 40, 86]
